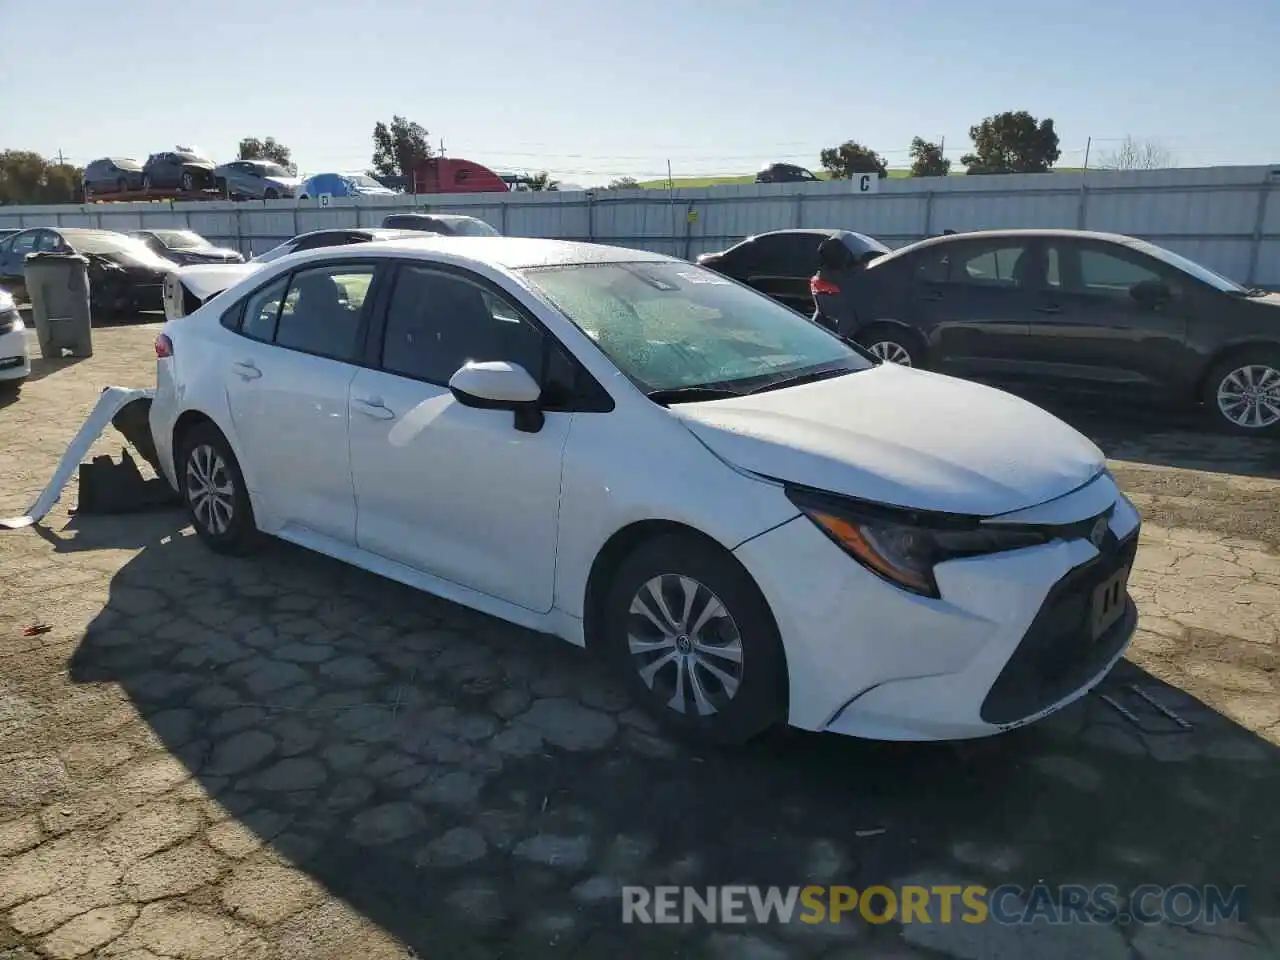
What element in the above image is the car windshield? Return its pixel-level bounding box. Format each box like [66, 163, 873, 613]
[841, 232, 891, 257]
[1128, 240, 1247, 294]
[64, 232, 151, 257]
[519, 261, 871, 395]
[151, 230, 209, 249]
[346, 175, 384, 190]
[246, 161, 290, 177]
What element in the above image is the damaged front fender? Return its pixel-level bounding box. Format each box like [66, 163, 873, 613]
[1, 386, 158, 529]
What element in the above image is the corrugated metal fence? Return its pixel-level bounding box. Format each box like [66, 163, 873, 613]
[3, 164, 1279, 285]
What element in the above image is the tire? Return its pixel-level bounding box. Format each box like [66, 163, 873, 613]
[176, 422, 261, 554]
[1202, 349, 1280, 436]
[142, 174, 153, 191]
[117, 178, 128, 193]
[180, 172, 195, 192]
[0, 380, 21, 399]
[857, 325, 922, 368]
[264, 188, 278, 200]
[601, 533, 786, 745]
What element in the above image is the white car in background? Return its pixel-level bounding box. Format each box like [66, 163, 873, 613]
[149, 236, 1141, 744]
[0, 290, 30, 394]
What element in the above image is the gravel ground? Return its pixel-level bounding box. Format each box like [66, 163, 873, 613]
[0, 324, 1276, 960]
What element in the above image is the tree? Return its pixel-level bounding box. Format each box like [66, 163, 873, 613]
[961, 111, 1061, 175]
[527, 170, 560, 191]
[370, 115, 433, 179]
[909, 137, 951, 177]
[819, 140, 887, 179]
[607, 176, 640, 190]
[237, 136, 294, 172]
[0, 151, 83, 205]
[1096, 136, 1174, 171]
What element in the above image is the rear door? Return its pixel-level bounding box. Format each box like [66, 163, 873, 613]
[0, 232, 37, 289]
[1019, 238, 1194, 393]
[907, 237, 1040, 376]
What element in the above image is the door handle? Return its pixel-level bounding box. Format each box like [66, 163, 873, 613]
[920, 290, 943, 302]
[352, 396, 396, 420]
[1035, 304, 1063, 314]
[232, 360, 261, 380]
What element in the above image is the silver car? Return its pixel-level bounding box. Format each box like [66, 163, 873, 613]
[213, 160, 301, 200]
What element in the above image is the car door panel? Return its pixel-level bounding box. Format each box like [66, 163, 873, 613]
[1020, 241, 1193, 392]
[347, 263, 570, 612]
[908, 240, 1037, 375]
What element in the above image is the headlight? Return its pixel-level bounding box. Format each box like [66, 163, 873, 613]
[0, 309, 19, 335]
[785, 485, 1053, 598]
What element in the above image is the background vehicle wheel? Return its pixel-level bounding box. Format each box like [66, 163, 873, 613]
[116, 178, 128, 193]
[858, 326, 921, 367]
[264, 188, 278, 200]
[177, 423, 260, 554]
[180, 172, 195, 191]
[141, 174, 153, 190]
[1203, 350, 1280, 436]
[602, 533, 786, 745]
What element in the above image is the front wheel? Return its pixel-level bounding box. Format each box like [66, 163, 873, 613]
[177, 423, 261, 554]
[602, 533, 786, 744]
[857, 327, 920, 368]
[1203, 351, 1280, 436]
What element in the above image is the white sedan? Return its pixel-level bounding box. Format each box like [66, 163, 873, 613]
[0, 290, 30, 393]
[148, 236, 1141, 744]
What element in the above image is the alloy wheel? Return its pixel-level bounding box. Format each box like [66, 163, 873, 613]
[185, 443, 235, 535]
[626, 574, 744, 717]
[1216, 364, 1280, 429]
[868, 341, 913, 366]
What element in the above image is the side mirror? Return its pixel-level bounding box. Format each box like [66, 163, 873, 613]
[1130, 279, 1171, 307]
[448, 361, 545, 433]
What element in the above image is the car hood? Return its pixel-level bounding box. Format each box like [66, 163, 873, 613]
[176, 262, 262, 300]
[670, 364, 1106, 516]
[180, 159, 216, 170]
[263, 175, 302, 189]
[174, 246, 243, 263]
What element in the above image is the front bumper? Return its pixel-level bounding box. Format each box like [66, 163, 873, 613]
[0, 325, 30, 381]
[734, 474, 1141, 741]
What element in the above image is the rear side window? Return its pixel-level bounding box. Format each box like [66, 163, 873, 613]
[274, 266, 376, 361]
[241, 276, 289, 341]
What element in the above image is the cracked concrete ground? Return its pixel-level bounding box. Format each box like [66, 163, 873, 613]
[0, 324, 1277, 960]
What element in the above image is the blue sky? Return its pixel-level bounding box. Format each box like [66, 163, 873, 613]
[3, 0, 1277, 183]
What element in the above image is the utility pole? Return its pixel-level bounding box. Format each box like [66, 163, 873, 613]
[54, 149, 67, 165]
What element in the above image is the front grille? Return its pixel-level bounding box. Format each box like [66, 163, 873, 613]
[981, 533, 1139, 725]
[0, 356, 23, 370]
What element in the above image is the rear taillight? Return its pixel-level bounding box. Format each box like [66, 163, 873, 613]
[155, 334, 173, 358]
[811, 275, 841, 296]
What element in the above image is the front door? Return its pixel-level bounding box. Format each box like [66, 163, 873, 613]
[221, 262, 379, 543]
[348, 263, 570, 612]
[908, 237, 1041, 377]
[743, 233, 825, 312]
[1020, 239, 1194, 393]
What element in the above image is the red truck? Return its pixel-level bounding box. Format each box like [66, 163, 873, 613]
[410, 158, 508, 194]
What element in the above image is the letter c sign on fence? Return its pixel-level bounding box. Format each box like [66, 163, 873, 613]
[855, 174, 879, 194]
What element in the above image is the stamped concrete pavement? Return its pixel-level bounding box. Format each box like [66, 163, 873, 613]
[0, 326, 1277, 959]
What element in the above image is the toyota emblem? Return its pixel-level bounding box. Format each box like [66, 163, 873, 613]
[1090, 516, 1109, 547]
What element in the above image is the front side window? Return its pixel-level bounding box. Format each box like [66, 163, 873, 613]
[274, 266, 375, 361]
[381, 267, 544, 384]
[1077, 248, 1165, 296]
[520, 261, 869, 395]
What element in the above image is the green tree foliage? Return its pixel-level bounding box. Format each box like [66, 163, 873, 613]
[527, 170, 560, 191]
[961, 111, 1061, 175]
[909, 137, 951, 177]
[819, 141, 888, 179]
[237, 137, 295, 172]
[370, 116, 434, 178]
[0, 151, 83, 204]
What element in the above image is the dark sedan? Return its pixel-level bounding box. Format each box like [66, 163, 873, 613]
[83, 157, 146, 197]
[816, 228, 1280, 435]
[0, 227, 175, 318]
[128, 229, 244, 266]
[697, 228, 889, 313]
[142, 150, 217, 192]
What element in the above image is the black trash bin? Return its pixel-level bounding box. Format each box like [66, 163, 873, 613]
[23, 251, 93, 358]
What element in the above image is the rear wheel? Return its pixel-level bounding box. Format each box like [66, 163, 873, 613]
[180, 171, 195, 191]
[177, 422, 260, 554]
[1202, 350, 1280, 436]
[601, 533, 786, 744]
[264, 188, 278, 200]
[858, 325, 922, 368]
[116, 177, 128, 193]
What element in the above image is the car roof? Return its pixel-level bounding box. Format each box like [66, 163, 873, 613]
[879, 228, 1143, 263]
[294, 236, 676, 270]
[749, 228, 844, 240]
[56, 228, 129, 239]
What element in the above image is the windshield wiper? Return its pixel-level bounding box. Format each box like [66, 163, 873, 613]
[745, 365, 855, 395]
[645, 386, 745, 405]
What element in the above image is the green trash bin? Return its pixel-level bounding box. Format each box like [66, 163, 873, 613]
[24, 251, 93, 359]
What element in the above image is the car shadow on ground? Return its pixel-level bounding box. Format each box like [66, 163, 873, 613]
[55, 523, 1278, 958]
[1004, 387, 1280, 480]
